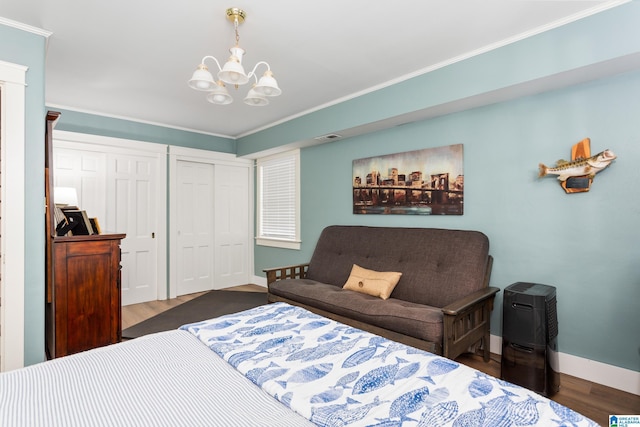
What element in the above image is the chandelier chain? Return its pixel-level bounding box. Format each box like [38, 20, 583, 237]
[234, 17, 240, 46]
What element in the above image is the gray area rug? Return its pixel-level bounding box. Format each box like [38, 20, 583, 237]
[122, 290, 268, 339]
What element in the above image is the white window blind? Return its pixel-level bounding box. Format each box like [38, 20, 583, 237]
[257, 150, 300, 249]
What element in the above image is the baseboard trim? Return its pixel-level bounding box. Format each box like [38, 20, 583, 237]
[252, 275, 638, 396]
[489, 335, 639, 396]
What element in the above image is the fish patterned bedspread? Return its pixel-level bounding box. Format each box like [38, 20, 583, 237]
[181, 302, 598, 427]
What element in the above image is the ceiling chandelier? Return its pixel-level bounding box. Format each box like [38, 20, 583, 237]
[188, 7, 281, 106]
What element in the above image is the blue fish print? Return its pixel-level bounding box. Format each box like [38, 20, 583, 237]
[421, 387, 450, 409]
[418, 400, 459, 426]
[389, 386, 431, 420]
[201, 318, 240, 330]
[376, 342, 409, 361]
[368, 336, 387, 347]
[254, 342, 304, 362]
[179, 320, 208, 330]
[335, 371, 359, 388]
[318, 330, 340, 342]
[480, 395, 517, 427]
[286, 341, 339, 362]
[353, 363, 400, 394]
[453, 407, 485, 427]
[246, 304, 296, 324]
[310, 371, 360, 404]
[254, 335, 295, 353]
[240, 320, 300, 337]
[507, 396, 540, 426]
[256, 367, 289, 387]
[246, 313, 280, 324]
[311, 397, 381, 427]
[205, 333, 237, 342]
[367, 420, 403, 427]
[205, 340, 244, 356]
[294, 309, 321, 320]
[342, 346, 378, 369]
[299, 320, 331, 330]
[341, 326, 367, 335]
[468, 377, 493, 398]
[226, 350, 260, 368]
[396, 362, 421, 381]
[246, 362, 280, 383]
[550, 400, 588, 424]
[427, 358, 459, 376]
[286, 337, 361, 362]
[310, 387, 344, 404]
[280, 391, 293, 407]
[422, 358, 459, 384]
[287, 363, 333, 383]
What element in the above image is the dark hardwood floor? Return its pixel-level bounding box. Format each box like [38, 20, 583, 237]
[122, 285, 639, 427]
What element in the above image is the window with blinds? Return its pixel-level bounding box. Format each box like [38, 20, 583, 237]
[256, 149, 300, 249]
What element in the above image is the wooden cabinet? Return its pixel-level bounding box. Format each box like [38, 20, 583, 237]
[46, 234, 125, 358]
[44, 110, 125, 358]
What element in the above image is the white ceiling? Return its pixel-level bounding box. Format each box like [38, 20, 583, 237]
[0, 0, 627, 139]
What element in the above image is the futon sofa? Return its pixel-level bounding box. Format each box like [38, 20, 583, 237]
[265, 225, 499, 361]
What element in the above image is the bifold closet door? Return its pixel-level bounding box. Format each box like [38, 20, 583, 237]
[213, 164, 250, 288]
[107, 153, 158, 306]
[175, 160, 215, 295]
[53, 145, 161, 306]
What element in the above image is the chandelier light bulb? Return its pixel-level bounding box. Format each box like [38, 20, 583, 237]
[206, 81, 232, 105]
[196, 80, 211, 90]
[253, 70, 281, 97]
[188, 7, 281, 107]
[244, 86, 269, 106]
[188, 64, 215, 91]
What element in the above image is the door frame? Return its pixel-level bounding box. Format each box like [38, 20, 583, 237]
[168, 146, 254, 299]
[52, 130, 168, 301]
[0, 60, 28, 371]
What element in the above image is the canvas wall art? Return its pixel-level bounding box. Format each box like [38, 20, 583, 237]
[353, 144, 464, 215]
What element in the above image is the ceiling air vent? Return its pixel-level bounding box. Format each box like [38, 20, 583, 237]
[314, 133, 342, 142]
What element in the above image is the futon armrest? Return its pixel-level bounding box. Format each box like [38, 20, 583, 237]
[441, 287, 500, 316]
[263, 263, 310, 285]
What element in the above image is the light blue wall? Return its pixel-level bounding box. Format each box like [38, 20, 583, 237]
[249, 3, 640, 372]
[256, 70, 640, 372]
[53, 108, 235, 153]
[237, 2, 640, 157]
[0, 23, 47, 365]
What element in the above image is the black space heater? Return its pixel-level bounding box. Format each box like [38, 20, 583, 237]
[501, 282, 560, 396]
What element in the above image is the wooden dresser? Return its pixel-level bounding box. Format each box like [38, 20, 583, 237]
[44, 111, 126, 358]
[46, 233, 125, 358]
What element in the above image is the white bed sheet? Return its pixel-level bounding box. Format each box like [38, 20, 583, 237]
[0, 330, 315, 427]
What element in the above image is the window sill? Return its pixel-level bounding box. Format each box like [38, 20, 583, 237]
[256, 237, 301, 250]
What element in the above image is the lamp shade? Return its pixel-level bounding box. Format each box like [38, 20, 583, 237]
[188, 64, 216, 91]
[253, 70, 281, 97]
[54, 187, 79, 206]
[218, 47, 249, 85]
[244, 87, 269, 106]
[206, 82, 233, 105]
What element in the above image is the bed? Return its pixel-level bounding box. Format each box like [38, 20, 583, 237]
[0, 302, 598, 427]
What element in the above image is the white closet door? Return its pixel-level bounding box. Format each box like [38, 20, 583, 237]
[52, 148, 107, 220]
[175, 160, 215, 295]
[107, 154, 158, 306]
[53, 140, 163, 307]
[214, 164, 250, 288]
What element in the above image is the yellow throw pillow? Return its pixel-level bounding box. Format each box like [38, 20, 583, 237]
[343, 264, 402, 300]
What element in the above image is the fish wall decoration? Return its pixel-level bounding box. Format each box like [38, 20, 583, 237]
[538, 138, 616, 193]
